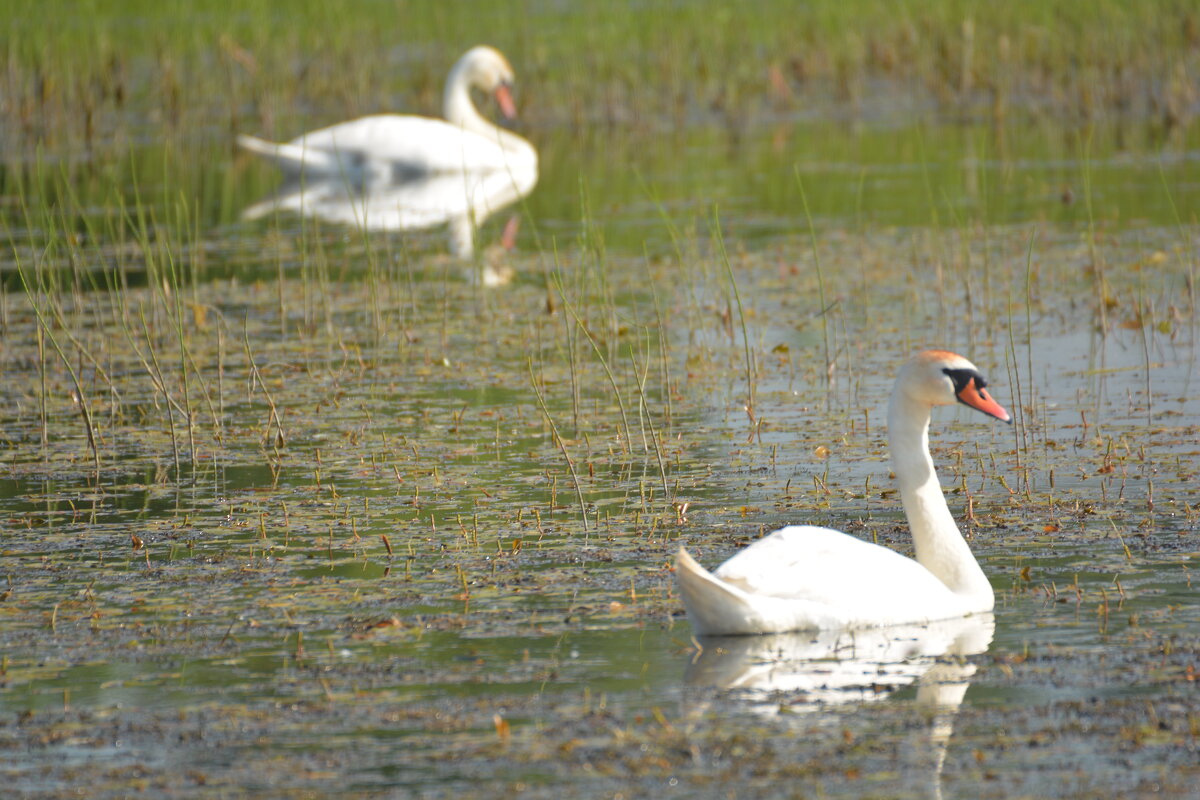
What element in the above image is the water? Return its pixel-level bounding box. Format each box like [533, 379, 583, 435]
[2, 14, 1199, 800]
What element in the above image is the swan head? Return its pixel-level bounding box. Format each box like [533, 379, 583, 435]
[452, 45, 518, 119]
[899, 350, 1011, 423]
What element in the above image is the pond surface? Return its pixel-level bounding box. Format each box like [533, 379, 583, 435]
[2, 6, 1199, 798]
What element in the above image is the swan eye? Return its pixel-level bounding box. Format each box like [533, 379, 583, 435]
[942, 367, 983, 394]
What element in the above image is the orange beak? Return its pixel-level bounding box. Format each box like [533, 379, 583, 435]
[494, 84, 517, 119]
[957, 379, 1011, 423]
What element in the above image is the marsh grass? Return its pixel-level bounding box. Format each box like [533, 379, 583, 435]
[712, 208, 757, 419]
[6, 0, 1198, 160]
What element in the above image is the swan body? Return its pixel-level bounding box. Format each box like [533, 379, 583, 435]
[237, 46, 537, 179]
[677, 350, 1010, 635]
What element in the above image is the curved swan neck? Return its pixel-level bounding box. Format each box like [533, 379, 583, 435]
[443, 60, 491, 135]
[888, 391, 993, 606]
[442, 61, 533, 164]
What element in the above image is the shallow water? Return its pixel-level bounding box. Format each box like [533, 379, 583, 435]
[2, 10, 1200, 799]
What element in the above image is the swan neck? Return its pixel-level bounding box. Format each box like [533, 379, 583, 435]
[888, 391, 993, 606]
[888, 393, 936, 493]
[443, 64, 491, 135]
[442, 65, 532, 165]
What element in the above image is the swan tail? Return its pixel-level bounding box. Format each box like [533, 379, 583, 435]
[676, 547, 767, 636]
[676, 547, 838, 635]
[237, 134, 289, 161]
[237, 134, 336, 174]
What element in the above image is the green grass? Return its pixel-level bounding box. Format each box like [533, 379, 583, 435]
[4, 0, 1198, 157]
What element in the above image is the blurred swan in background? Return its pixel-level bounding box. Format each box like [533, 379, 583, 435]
[237, 45, 536, 179]
[238, 46, 537, 268]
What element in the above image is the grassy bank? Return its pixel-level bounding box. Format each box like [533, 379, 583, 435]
[4, 0, 1197, 161]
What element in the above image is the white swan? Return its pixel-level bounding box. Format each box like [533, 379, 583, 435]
[237, 45, 537, 179]
[676, 350, 1011, 635]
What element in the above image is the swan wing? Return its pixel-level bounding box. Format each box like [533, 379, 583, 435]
[287, 115, 530, 174]
[677, 528, 968, 634]
[713, 525, 954, 607]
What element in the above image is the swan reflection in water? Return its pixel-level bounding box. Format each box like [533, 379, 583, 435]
[686, 614, 994, 799]
[242, 164, 537, 284]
